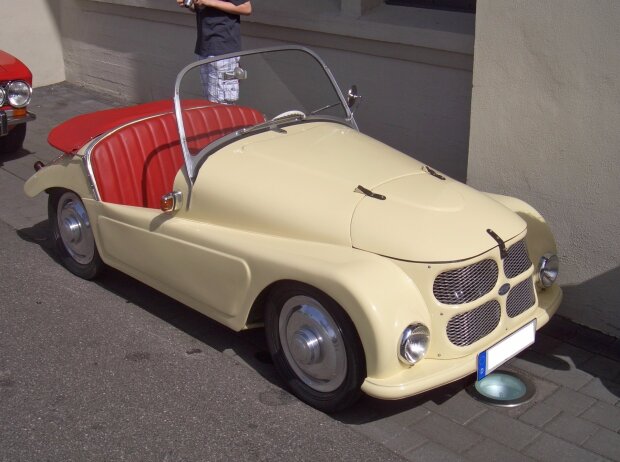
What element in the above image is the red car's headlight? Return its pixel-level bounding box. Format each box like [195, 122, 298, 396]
[7, 80, 32, 108]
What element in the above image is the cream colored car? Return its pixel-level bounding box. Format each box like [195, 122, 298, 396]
[24, 46, 562, 412]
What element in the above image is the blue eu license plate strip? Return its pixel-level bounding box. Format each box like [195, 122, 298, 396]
[476, 320, 536, 381]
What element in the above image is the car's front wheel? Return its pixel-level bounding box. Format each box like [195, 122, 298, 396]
[265, 282, 366, 412]
[49, 189, 103, 280]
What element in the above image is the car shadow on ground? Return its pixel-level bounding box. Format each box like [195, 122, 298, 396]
[16, 219, 620, 422]
[0, 146, 32, 167]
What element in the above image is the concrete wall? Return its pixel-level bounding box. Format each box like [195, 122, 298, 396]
[56, 0, 474, 180]
[0, 1, 65, 87]
[468, 1, 620, 336]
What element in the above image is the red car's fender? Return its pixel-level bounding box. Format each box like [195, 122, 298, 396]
[0, 50, 32, 85]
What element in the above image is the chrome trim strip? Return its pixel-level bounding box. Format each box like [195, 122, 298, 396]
[82, 144, 101, 202]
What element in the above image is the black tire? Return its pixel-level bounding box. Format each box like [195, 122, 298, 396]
[265, 282, 366, 413]
[0, 124, 26, 154]
[49, 189, 103, 280]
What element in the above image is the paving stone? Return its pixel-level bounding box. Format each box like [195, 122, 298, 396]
[518, 402, 562, 428]
[422, 388, 487, 425]
[467, 410, 541, 451]
[355, 417, 409, 444]
[523, 433, 608, 462]
[581, 401, 620, 432]
[544, 360, 595, 390]
[583, 426, 620, 462]
[509, 350, 557, 379]
[529, 332, 562, 355]
[403, 441, 465, 462]
[572, 326, 620, 361]
[542, 316, 580, 342]
[541, 387, 597, 416]
[550, 341, 596, 367]
[413, 412, 484, 453]
[464, 438, 535, 462]
[383, 428, 428, 454]
[580, 355, 620, 382]
[543, 412, 601, 446]
[579, 378, 620, 405]
[383, 405, 432, 428]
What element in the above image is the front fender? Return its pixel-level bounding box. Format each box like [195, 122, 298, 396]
[485, 193, 558, 272]
[24, 155, 93, 200]
[267, 252, 432, 382]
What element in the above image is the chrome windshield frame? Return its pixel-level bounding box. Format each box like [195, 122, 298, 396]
[173, 45, 357, 182]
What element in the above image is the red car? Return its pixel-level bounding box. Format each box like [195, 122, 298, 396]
[0, 50, 35, 154]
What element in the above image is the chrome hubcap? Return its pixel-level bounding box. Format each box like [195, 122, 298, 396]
[279, 295, 346, 392]
[57, 192, 95, 265]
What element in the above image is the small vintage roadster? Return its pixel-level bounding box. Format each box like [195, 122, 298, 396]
[25, 46, 562, 412]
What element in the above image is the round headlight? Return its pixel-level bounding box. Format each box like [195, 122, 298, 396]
[7, 81, 32, 108]
[0, 86, 6, 106]
[398, 323, 430, 365]
[538, 253, 559, 288]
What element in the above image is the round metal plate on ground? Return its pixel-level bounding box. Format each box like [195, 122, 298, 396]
[467, 370, 536, 407]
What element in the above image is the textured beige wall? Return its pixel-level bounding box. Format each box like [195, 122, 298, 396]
[468, 1, 620, 336]
[0, 1, 65, 87]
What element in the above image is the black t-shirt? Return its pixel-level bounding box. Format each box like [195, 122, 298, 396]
[194, 1, 248, 56]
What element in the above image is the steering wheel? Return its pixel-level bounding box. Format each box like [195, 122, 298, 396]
[271, 110, 306, 121]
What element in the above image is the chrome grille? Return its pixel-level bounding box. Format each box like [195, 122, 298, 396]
[446, 301, 501, 347]
[433, 259, 498, 305]
[504, 240, 531, 278]
[506, 279, 536, 318]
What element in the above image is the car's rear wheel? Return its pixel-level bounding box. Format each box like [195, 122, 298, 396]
[0, 124, 26, 154]
[265, 282, 365, 412]
[49, 189, 103, 279]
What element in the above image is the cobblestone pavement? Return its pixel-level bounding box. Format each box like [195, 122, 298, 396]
[1, 82, 619, 461]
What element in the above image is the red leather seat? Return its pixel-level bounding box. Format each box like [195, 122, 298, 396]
[89, 104, 264, 208]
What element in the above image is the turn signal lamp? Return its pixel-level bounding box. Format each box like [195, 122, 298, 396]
[161, 191, 183, 213]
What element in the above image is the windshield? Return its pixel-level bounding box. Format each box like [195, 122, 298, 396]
[174, 46, 356, 180]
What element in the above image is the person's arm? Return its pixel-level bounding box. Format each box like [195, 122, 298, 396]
[196, 0, 252, 15]
[176, 0, 195, 11]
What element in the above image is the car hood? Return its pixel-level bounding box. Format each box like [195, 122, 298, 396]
[0, 50, 32, 83]
[350, 173, 526, 262]
[192, 122, 525, 262]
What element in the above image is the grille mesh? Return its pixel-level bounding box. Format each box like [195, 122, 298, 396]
[446, 301, 501, 347]
[433, 259, 498, 305]
[506, 279, 536, 318]
[504, 240, 532, 278]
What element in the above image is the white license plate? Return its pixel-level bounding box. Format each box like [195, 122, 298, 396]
[476, 320, 536, 381]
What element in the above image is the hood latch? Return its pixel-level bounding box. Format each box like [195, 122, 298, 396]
[487, 229, 508, 259]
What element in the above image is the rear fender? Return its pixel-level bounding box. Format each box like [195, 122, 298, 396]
[24, 155, 93, 199]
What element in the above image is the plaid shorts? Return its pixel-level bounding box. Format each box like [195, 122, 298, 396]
[198, 56, 240, 104]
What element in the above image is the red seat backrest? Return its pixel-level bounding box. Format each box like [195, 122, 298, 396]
[89, 104, 264, 208]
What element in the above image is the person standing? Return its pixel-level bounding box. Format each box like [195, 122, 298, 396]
[177, 0, 252, 103]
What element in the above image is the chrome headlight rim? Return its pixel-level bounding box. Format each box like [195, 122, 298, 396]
[0, 86, 6, 106]
[538, 253, 559, 288]
[7, 80, 32, 108]
[398, 323, 430, 366]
